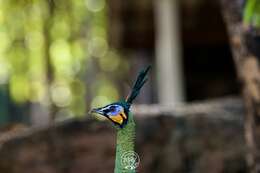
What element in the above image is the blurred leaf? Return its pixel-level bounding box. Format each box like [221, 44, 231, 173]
[243, 0, 256, 25]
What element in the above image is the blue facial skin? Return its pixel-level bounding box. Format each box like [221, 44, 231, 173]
[92, 104, 124, 117]
[106, 105, 123, 116]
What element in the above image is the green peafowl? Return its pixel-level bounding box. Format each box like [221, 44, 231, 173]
[90, 66, 151, 173]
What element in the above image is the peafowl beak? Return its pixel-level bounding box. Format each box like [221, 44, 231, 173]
[90, 107, 106, 116]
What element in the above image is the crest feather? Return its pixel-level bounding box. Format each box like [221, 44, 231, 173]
[126, 65, 151, 104]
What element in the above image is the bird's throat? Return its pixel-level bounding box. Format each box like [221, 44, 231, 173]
[115, 112, 136, 173]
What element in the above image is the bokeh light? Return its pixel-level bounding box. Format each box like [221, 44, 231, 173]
[85, 0, 106, 12]
[88, 36, 108, 58]
[0, 0, 124, 122]
[51, 82, 72, 107]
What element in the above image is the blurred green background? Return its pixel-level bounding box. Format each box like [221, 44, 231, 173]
[0, 0, 129, 125]
[0, 0, 239, 127]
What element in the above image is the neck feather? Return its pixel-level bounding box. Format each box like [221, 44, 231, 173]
[114, 112, 136, 173]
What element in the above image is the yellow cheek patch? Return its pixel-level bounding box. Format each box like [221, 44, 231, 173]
[109, 114, 124, 125]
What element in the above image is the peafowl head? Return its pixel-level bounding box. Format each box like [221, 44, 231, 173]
[91, 101, 130, 128]
[90, 66, 151, 128]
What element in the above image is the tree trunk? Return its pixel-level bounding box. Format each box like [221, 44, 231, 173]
[221, 0, 260, 172]
[154, 0, 185, 104]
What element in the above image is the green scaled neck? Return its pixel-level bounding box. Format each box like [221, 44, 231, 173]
[114, 66, 150, 172]
[115, 112, 136, 173]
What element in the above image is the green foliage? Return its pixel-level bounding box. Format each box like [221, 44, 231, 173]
[243, 0, 260, 27]
[0, 0, 125, 119]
